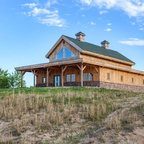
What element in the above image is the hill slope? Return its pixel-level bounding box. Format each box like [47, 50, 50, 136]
[0, 87, 143, 143]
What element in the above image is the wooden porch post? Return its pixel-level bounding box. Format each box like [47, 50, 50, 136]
[21, 71, 26, 88]
[33, 70, 36, 87]
[46, 68, 49, 87]
[77, 63, 87, 87]
[21, 71, 23, 88]
[61, 66, 67, 87]
[81, 64, 83, 87]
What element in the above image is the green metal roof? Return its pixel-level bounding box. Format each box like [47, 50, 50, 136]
[64, 35, 134, 64]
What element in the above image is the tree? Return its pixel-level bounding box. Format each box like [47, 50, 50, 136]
[0, 69, 9, 88]
[9, 71, 26, 88]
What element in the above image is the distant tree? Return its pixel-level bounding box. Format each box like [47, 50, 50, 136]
[9, 71, 26, 88]
[0, 69, 9, 88]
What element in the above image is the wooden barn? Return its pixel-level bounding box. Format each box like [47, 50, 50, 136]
[15, 32, 144, 91]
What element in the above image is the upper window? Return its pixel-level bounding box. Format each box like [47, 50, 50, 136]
[89, 73, 93, 81]
[107, 73, 110, 80]
[52, 47, 76, 60]
[83, 73, 87, 81]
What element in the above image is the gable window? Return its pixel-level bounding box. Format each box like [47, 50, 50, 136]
[132, 78, 134, 83]
[71, 74, 76, 82]
[83, 73, 87, 81]
[107, 73, 110, 80]
[121, 75, 123, 82]
[52, 47, 76, 60]
[89, 73, 93, 81]
[42, 77, 46, 83]
[67, 74, 71, 82]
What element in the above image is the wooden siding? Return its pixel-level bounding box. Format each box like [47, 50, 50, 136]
[100, 67, 144, 86]
[36, 65, 99, 85]
[80, 53, 132, 69]
[49, 40, 80, 62]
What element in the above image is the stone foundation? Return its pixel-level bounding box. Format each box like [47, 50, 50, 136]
[100, 81, 144, 92]
[36, 81, 144, 92]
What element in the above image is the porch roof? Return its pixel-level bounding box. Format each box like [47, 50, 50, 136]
[15, 58, 144, 75]
[15, 58, 83, 71]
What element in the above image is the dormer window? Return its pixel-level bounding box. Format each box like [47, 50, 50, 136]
[52, 47, 76, 60]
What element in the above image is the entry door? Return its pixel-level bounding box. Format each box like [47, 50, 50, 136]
[54, 75, 60, 87]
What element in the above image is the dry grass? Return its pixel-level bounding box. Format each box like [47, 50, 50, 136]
[0, 87, 143, 143]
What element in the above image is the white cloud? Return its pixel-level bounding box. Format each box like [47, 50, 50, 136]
[120, 38, 144, 46]
[22, 3, 38, 8]
[79, 0, 144, 17]
[90, 21, 96, 25]
[105, 28, 112, 31]
[139, 27, 144, 31]
[107, 23, 112, 26]
[99, 10, 108, 15]
[22, 2, 65, 27]
[46, 0, 57, 8]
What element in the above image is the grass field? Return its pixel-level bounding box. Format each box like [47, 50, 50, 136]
[0, 87, 144, 143]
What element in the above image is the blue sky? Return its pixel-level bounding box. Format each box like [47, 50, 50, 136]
[0, 0, 144, 87]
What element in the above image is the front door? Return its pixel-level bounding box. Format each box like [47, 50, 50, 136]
[54, 75, 61, 87]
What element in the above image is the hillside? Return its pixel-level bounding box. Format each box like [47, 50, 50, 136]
[0, 87, 144, 144]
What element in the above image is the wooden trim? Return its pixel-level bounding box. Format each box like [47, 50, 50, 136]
[81, 50, 135, 66]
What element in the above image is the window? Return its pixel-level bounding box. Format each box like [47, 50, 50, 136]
[121, 75, 123, 82]
[67, 74, 71, 82]
[71, 74, 76, 82]
[132, 78, 134, 83]
[42, 77, 46, 83]
[107, 73, 110, 80]
[83, 73, 87, 81]
[52, 47, 76, 60]
[89, 73, 93, 81]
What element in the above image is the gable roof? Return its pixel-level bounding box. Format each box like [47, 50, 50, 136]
[63, 35, 135, 64]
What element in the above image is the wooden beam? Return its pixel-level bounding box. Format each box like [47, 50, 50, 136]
[61, 67, 64, 87]
[46, 68, 49, 87]
[76, 64, 81, 70]
[33, 70, 36, 87]
[94, 67, 98, 73]
[83, 65, 87, 71]
[21, 71, 26, 88]
[81, 64, 83, 87]
[21, 71, 23, 88]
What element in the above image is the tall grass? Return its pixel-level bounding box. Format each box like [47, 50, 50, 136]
[0, 87, 142, 143]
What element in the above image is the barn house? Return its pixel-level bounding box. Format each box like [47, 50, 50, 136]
[15, 32, 144, 91]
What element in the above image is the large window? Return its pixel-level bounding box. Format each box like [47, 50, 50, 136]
[71, 74, 76, 82]
[89, 73, 93, 81]
[83, 73, 87, 81]
[52, 47, 76, 60]
[67, 74, 71, 82]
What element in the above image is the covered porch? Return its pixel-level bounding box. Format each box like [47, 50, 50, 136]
[15, 58, 100, 88]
